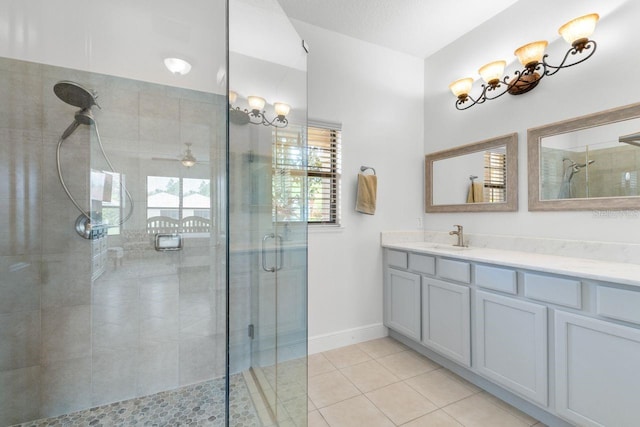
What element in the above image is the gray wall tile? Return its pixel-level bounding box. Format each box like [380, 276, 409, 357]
[0, 255, 41, 314]
[0, 366, 41, 426]
[42, 305, 91, 363]
[0, 310, 41, 370]
[40, 357, 91, 418]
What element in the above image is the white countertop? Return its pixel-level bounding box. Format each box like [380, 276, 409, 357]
[383, 241, 640, 287]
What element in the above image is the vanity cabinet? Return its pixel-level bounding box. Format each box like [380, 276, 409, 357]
[475, 291, 548, 406]
[421, 277, 470, 366]
[384, 268, 421, 341]
[383, 245, 640, 427]
[554, 311, 640, 427]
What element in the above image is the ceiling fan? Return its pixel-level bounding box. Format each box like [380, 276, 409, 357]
[152, 142, 208, 167]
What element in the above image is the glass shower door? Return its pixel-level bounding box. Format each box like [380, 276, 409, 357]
[228, 0, 308, 424]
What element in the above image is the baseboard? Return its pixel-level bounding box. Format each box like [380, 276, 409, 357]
[308, 323, 388, 354]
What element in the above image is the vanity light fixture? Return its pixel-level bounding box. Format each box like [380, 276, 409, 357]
[164, 57, 192, 75]
[228, 90, 290, 128]
[450, 13, 599, 111]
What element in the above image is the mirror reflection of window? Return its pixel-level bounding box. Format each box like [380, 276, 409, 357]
[483, 151, 507, 203]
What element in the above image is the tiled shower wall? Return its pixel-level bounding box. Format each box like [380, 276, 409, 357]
[541, 145, 640, 199]
[0, 57, 227, 426]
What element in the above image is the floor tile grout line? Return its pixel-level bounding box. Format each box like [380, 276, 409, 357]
[440, 393, 533, 427]
[361, 389, 439, 427]
[312, 338, 545, 427]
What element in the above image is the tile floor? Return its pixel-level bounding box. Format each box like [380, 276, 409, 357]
[10, 374, 259, 427]
[308, 337, 548, 427]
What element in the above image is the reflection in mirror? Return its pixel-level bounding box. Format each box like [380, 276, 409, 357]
[541, 118, 640, 200]
[432, 146, 507, 205]
[528, 103, 640, 211]
[425, 133, 518, 213]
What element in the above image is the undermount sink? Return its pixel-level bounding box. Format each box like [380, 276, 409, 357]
[432, 244, 470, 251]
[414, 243, 470, 251]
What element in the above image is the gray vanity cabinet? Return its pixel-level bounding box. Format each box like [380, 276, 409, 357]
[421, 278, 470, 367]
[384, 267, 421, 341]
[475, 291, 548, 406]
[555, 310, 640, 427]
[383, 244, 640, 426]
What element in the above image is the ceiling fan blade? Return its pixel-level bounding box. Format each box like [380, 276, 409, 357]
[151, 157, 180, 162]
[150, 156, 210, 164]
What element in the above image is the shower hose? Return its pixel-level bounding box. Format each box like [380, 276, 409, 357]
[56, 120, 134, 231]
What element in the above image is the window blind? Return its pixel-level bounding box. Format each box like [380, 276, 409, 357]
[307, 126, 341, 224]
[272, 124, 342, 224]
[484, 151, 506, 203]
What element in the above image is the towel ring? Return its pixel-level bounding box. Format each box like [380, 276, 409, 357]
[360, 166, 376, 175]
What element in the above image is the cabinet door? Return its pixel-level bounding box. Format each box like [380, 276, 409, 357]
[555, 311, 640, 427]
[475, 291, 548, 406]
[384, 268, 421, 341]
[422, 278, 470, 366]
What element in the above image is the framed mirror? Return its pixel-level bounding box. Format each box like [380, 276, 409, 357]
[425, 133, 518, 213]
[528, 103, 640, 211]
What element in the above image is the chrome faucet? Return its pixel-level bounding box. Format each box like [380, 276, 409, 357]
[449, 224, 465, 247]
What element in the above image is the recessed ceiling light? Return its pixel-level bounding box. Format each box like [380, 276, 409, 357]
[164, 57, 192, 75]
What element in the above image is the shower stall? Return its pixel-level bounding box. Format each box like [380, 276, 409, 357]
[0, 1, 307, 426]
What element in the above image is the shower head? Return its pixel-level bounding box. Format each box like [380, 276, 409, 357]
[54, 81, 100, 141]
[54, 81, 100, 110]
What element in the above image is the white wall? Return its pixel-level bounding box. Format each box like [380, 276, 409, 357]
[290, 21, 425, 352]
[424, 0, 640, 243]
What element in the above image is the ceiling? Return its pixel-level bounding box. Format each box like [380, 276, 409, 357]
[277, 0, 521, 58]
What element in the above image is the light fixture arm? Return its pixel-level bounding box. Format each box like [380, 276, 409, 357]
[542, 40, 597, 77]
[231, 106, 289, 128]
[454, 40, 597, 111]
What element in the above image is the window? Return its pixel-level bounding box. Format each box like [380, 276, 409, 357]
[484, 150, 507, 203]
[146, 176, 211, 233]
[272, 123, 341, 225]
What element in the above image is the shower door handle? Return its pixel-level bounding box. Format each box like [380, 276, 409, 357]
[262, 233, 276, 272]
[275, 234, 284, 271]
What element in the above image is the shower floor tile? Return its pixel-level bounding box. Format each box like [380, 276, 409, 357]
[11, 374, 259, 427]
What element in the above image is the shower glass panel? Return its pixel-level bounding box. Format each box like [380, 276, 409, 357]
[229, 0, 308, 425]
[0, 1, 310, 426]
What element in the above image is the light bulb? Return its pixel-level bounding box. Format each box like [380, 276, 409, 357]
[449, 78, 474, 99]
[478, 61, 506, 86]
[247, 96, 266, 112]
[559, 13, 599, 48]
[229, 90, 237, 104]
[181, 143, 196, 168]
[514, 41, 548, 68]
[164, 57, 192, 75]
[274, 102, 291, 117]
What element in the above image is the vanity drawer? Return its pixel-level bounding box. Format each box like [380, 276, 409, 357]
[409, 253, 435, 275]
[597, 286, 640, 325]
[387, 249, 408, 269]
[438, 259, 471, 284]
[475, 264, 517, 295]
[523, 273, 581, 309]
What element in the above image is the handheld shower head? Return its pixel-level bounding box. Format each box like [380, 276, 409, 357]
[54, 80, 99, 110]
[54, 81, 99, 140]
